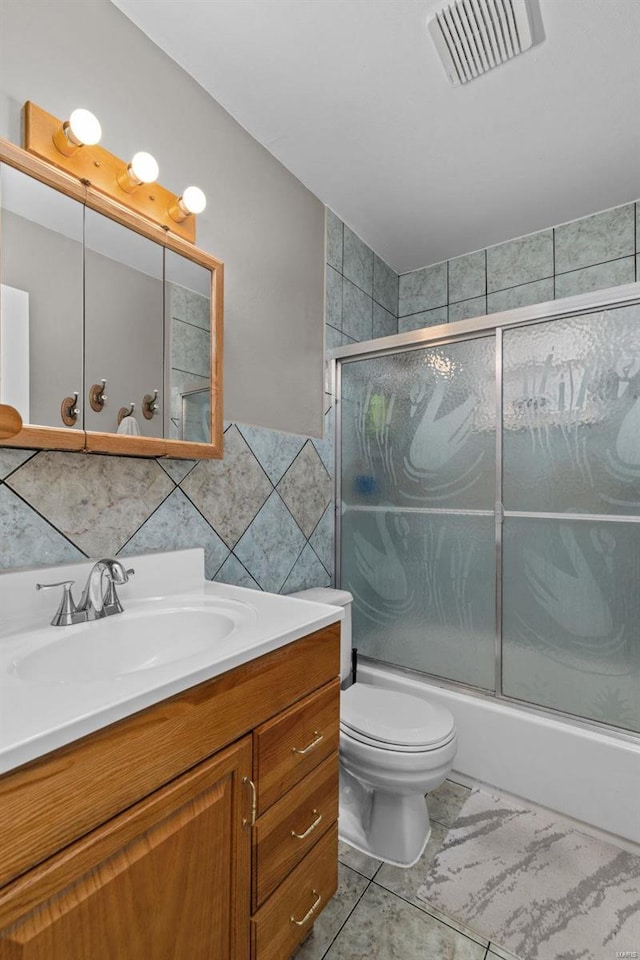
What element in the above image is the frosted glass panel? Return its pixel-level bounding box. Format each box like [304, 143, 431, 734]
[503, 306, 640, 514]
[341, 508, 496, 690]
[502, 517, 640, 731]
[341, 337, 495, 510]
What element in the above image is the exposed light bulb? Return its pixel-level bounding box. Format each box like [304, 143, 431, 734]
[129, 151, 159, 185]
[53, 108, 102, 156]
[181, 186, 207, 215]
[67, 109, 102, 146]
[169, 185, 207, 222]
[117, 151, 159, 193]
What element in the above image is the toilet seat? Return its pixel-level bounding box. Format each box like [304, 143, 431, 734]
[341, 684, 455, 752]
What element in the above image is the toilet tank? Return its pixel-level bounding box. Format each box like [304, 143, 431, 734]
[289, 588, 353, 684]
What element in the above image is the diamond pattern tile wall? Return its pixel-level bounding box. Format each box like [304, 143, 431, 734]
[120, 488, 229, 579]
[0, 415, 335, 596]
[277, 442, 332, 539]
[5, 451, 174, 556]
[233, 491, 307, 593]
[180, 425, 272, 548]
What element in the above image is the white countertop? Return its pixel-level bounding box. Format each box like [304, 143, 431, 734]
[0, 549, 342, 774]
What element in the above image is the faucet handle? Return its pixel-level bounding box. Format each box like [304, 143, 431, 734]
[35, 580, 83, 627]
[102, 565, 135, 615]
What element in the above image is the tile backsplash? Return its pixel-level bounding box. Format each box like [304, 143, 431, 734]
[0, 419, 334, 593]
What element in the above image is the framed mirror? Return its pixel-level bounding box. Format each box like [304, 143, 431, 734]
[0, 139, 223, 459]
[0, 160, 84, 446]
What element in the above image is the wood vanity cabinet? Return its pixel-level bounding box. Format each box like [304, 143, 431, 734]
[0, 623, 341, 960]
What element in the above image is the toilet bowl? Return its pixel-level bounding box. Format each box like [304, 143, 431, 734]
[290, 588, 457, 868]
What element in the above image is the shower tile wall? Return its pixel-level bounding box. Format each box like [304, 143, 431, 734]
[398, 202, 640, 333]
[326, 209, 399, 348]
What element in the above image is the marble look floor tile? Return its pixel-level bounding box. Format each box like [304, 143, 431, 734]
[373, 822, 489, 948]
[338, 840, 383, 880]
[237, 423, 305, 486]
[294, 863, 369, 960]
[486, 943, 524, 960]
[399, 263, 447, 316]
[0, 484, 85, 569]
[277, 442, 332, 539]
[375, 820, 449, 901]
[281, 542, 330, 593]
[327, 208, 344, 272]
[427, 779, 471, 827]
[343, 225, 373, 296]
[373, 254, 399, 316]
[181, 425, 272, 548]
[0, 449, 35, 479]
[119, 488, 229, 580]
[233, 491, 307, 592]
[555, 204, 634, 273]
[398, 305, 448, 333]
[324, 882, 486, 959]
[6, 451, 173, 556]
[487, 231, 553, 293]
[448, 250, 486, 303]
[636, 202, 640, 252]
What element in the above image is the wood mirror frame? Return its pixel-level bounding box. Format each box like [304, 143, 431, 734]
[0, 139, 224, 460]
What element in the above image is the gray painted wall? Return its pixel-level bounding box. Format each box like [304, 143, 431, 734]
[0, 0, 325, 437]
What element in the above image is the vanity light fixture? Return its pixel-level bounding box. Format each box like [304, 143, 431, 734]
[52, 108, 102, 156]
[168, 185, 207, 222]
[24, 101, 198, 242]
[117, 151, 160, 193]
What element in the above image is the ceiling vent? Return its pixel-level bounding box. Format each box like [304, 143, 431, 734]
[429, 0, 539, 85]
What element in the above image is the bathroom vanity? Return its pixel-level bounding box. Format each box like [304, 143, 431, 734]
[0, 550, 342, 959]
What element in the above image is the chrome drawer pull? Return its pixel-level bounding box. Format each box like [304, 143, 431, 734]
[291, 810, 323, 840]
[292, 731, 323, 756]
[290, 890, 321, 926]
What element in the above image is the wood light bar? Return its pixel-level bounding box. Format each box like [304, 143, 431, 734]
[23, 101, 196, 244]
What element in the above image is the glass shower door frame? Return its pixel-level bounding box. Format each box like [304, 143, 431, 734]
[332, 281, 640, 740]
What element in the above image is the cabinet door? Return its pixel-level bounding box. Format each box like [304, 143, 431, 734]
[0, 737, 252, 960]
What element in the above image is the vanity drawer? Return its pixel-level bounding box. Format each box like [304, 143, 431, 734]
[253, 751, 338, 910]
[251, 824, 338, 960]
[253, 680, 340, 815]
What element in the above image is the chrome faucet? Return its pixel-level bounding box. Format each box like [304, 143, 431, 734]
[36, 559, 135, 626]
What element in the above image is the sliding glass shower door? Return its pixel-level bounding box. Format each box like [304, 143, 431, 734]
[338, 297, 640, 734]
[501, 307, 640, 731]
[340, 335, 497, 691]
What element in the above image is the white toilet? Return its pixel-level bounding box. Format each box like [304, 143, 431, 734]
[291, 588, 457, 868]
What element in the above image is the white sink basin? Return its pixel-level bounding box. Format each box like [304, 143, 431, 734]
[11, 597, 257, 683]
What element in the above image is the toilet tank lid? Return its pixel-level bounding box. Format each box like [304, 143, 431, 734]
[341, 684, 455, 748]
[288, 588, 352, 607]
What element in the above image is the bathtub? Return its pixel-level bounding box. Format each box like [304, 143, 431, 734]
[359, 661, 640, 846]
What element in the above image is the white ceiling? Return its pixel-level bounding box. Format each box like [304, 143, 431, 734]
[112, 0, 640, 274]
